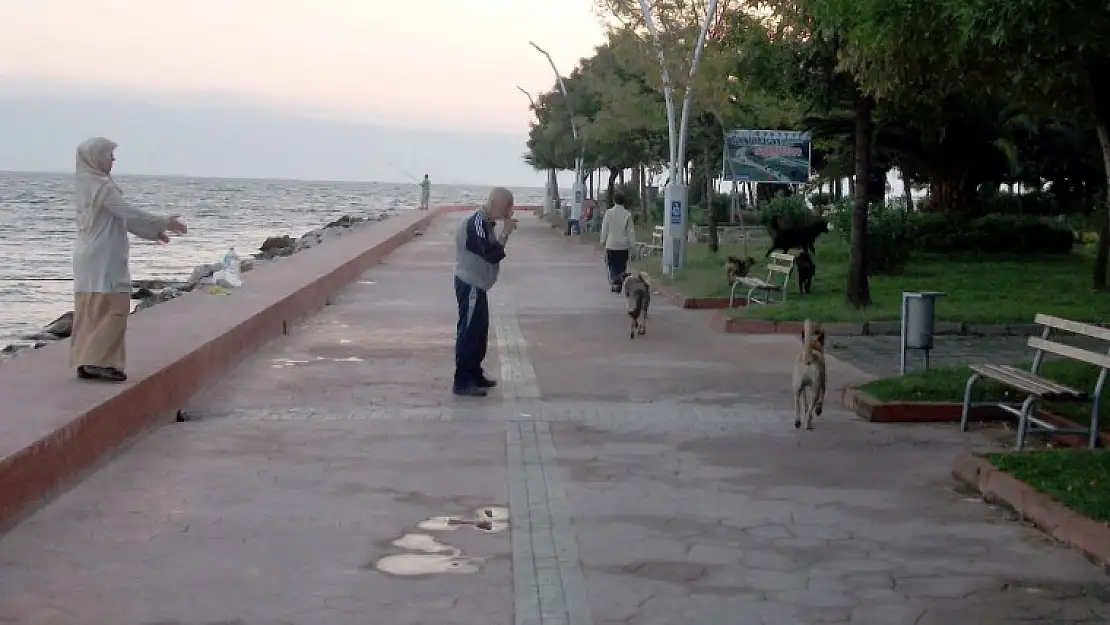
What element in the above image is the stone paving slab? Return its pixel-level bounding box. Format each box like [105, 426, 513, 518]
[0, 211, 1106, 624]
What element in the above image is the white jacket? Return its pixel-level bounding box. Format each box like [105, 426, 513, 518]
[73, 183, 169, 293]
[600, 204, 636, 251]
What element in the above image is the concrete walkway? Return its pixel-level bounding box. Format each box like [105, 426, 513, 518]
[1, 211, 1106, 625]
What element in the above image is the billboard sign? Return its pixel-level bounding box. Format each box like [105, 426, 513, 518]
[723, 130, 812, 184]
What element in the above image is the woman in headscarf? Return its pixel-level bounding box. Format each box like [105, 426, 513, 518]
[70, 137, 188, 382]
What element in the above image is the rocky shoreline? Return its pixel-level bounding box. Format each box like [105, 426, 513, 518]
[0, 210, 401, 363]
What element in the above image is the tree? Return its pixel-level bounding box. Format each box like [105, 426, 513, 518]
[942, 0, 1110, 287]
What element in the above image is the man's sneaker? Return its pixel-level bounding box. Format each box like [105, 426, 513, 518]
[453, 386, 488, 397]
[477, 377, 498, 389]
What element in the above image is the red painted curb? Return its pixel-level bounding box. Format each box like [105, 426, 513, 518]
[952, 452, 1110, 572]
[0, 206, 449, 530]
[842, 387, 1110, 447]
[710, 314, 805, 334]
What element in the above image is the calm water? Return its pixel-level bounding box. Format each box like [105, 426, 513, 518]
[0, 171, 546, 346]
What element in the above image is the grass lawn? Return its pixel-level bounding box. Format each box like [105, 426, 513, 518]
[633, 233, 1110, 324]
[859, 359, 1107, 430]
[987, 450, 1110, 522]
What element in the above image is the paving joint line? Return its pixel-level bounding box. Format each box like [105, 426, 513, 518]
[507, 421, 591, 625]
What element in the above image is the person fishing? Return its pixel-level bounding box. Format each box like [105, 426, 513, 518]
[419, 174, 431, 210]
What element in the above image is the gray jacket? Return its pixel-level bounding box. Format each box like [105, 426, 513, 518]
[454, 210, 505, 291]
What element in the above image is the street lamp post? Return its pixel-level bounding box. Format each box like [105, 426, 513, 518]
[529, 41, 586, 233]
[517, 85, 557, 219]
[637, 0, 719, 275]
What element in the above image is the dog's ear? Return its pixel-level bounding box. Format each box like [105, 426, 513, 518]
[815, 329, 826, 346]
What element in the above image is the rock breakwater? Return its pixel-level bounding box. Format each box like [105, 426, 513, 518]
[0, 210, 400, 362]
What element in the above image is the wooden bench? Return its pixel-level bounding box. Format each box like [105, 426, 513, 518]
[960, 314, 1110, 450]
[635, 226, 665, 259]
[729, 252, 795, 307]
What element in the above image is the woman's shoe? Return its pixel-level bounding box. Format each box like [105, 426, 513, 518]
[77, 365, 127, 382]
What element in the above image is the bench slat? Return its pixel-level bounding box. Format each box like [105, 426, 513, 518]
[992, 365, 1080, 395]
[1027, 337, 1110, 369]
[767, 265, 793, 275]
[738, 277, 780, 290]
[970, 364, 1084, 399]
[769, 252, 795, 262]
[970, 364, 1057, 396]
[1034, 314, 1110, 342]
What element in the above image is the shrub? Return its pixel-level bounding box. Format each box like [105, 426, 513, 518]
[977, 188, 1060, 217]
[914, 213, 1073, 254]
[809, 193, 835, 211]
[758, 194, 815, 234]
[830, 199, 913, 275]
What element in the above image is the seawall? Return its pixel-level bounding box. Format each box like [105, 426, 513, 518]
[0, 205, 477, 530]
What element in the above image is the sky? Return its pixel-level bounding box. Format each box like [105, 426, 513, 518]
[0, 0, 606, 186]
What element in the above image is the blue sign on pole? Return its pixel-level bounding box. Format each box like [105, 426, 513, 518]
[669, 200, 682, 225]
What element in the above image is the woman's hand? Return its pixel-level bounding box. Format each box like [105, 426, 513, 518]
[167, 215, 188, 235]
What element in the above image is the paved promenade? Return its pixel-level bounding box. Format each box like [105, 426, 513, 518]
[0, 211, 1106, 624]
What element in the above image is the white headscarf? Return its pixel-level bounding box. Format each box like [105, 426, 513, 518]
[75, 136, 118, 234]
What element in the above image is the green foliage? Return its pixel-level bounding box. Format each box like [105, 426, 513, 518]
[913, 213, 1074, 255]
[829, 199, 912, 275]
[757, 194, 814, 232]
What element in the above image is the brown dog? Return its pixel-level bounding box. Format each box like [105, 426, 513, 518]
[725, 255, 757, 285]
[619, 271, 651, 339]
[792, 319, 827, 430]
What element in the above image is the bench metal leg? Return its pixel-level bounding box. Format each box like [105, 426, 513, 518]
[1015, 395, 1038, 451]
[960, 374, 981, 432]
[729, 281, 740, 308]
[1089, 395, 1102, 449]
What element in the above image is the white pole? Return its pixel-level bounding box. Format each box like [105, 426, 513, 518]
[517, 85, 555, 218]
[638, 0, 719, 275]
[530, 41, 585, 233]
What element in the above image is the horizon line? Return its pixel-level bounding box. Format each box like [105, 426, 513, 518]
[0, 169, 554, 190]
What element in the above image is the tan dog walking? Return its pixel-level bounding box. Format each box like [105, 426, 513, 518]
[792, 319, 827, 430]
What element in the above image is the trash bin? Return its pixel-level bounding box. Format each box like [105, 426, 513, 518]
[900, 291, 945, 373]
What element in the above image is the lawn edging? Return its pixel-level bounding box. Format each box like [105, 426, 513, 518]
[952, 452, 1110, 572]
[639, 272, 747, 310]
[842, 387, 1110, 448]
[711, 314, 1046, 337]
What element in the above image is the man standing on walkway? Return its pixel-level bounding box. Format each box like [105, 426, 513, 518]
[599, 191, 636, 292]
[419, 174, 431, 210]
[453, 187, 516, 397]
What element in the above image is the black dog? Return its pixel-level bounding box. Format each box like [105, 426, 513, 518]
[766, 216, 830, 257]
[795, 250, 816, 294]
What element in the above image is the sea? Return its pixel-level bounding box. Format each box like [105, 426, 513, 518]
[0, 171, 547, 347]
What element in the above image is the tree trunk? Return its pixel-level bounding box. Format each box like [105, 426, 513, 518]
[631, 166, 642, 210]
[606, 168, 619, 208]
[834, 178, 843, 201]
[926, 176, 977, 214]
[847, 94, 874, 308]
[549, 169, 561, 208]
[706, 145, 719, 253]
[902, 169, 913, 211]
[1093, 122, 1110, 290]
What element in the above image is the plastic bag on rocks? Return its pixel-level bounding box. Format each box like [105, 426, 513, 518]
[211, 247, 243, 288]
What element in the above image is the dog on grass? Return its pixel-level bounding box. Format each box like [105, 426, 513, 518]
[795, 251, 816, 295]
[766, 216, 830, 257]
[619, 271, 651, 339]
[792, 319, 827, 430]
[725, 255, 757, 286]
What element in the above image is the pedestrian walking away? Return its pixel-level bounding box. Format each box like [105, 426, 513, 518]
[452, 187, 517, 397]
[599, 191, 636, 292]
